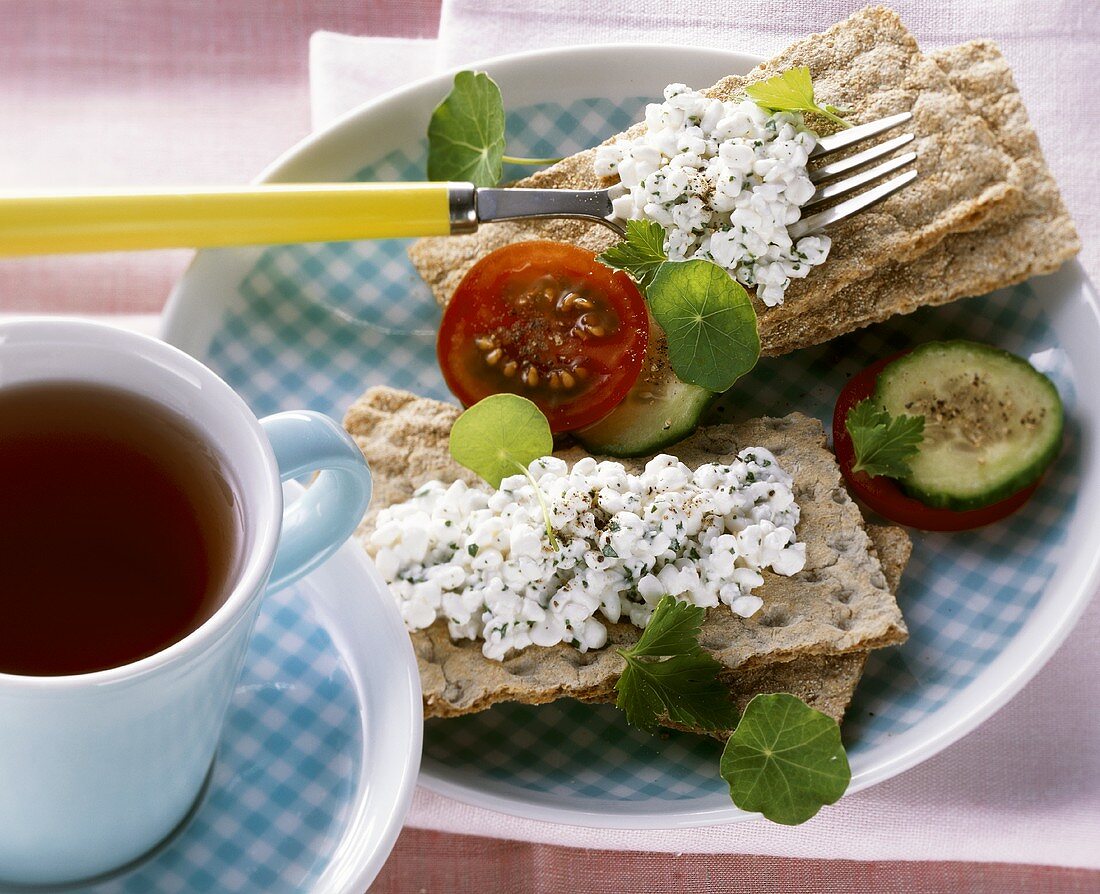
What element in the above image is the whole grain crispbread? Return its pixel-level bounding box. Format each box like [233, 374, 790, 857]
[624, 522, 912, 738]
[345, 386, 907, 719]
[406, 6, 1022, 354]
[760, 41, 1080, 355]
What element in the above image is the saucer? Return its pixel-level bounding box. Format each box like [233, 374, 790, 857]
[67, 483, 422, 894]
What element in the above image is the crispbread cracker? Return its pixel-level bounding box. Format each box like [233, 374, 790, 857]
[345, 386, 907, 719]
[762, 41, 1080, 355]
[407, 7, 1021, 354]
[635, 523, 911, 737]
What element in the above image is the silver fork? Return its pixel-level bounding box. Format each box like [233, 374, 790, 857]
[454, 111, 917, 241]
[0, 114, 914, 257]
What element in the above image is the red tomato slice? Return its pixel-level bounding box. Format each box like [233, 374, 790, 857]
[833, 352, 1038, 532]
[437, 241, 649, 432]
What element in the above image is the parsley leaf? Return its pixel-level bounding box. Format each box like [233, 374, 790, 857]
[846, 398, 924, 478]
[745, 67, 852, 129]
[427, 71, 562, 186]
[647, 259, 761, 392]
[596, 219, 669, 291]
[449, 393, 558, 548]
[720, 693, 851, 824]
[626, 593, 710, 658]
[614, 596, 739, 734]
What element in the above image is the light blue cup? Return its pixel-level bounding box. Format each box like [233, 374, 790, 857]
[0, 320, 373, 887]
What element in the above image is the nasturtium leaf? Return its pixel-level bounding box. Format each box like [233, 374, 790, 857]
[646, 259, 761, 393]
[596, 219, 669, 291]
[427, 70, 507, 186]
[745, 67, 851, 129]
[448, 393, 553, 488]
[614, 596, 739, 734]
[846, 398, 925, 479]
[720, 692, 851, 825]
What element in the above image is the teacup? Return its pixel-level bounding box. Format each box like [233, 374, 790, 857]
[0, 319, 372, 886]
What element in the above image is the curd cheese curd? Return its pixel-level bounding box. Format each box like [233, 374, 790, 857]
[367, 449, 806, 660]
[593, 84, 830, 306]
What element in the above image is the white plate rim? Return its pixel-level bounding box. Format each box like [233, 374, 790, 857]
[162, 44, 1100, 830]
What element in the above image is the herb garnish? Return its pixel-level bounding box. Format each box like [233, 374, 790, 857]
[614, 596, 739, 734]
[427, 71, 562, 186]
[597, 222, 761, 393]
[745, 67, 852, 129]
[720, 692, 851, 824]
[596, 219, 669, 291]
[448, 393, 559, 548]
[846, 398, 924, 478]
[648, 260, 761, 393]
[615, 596, 851, 823]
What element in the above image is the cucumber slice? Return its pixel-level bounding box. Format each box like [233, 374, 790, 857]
[873, 340, 1063, 511]
[576, 338, 714, 457]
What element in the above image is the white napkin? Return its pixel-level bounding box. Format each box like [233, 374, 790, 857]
[309, 33, 439, 132]
[309, 1, 1100, 867]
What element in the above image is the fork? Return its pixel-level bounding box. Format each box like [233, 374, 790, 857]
[0, 113, 915, 257]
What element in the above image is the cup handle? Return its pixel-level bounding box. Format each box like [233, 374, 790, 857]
[259, 411, 373, 592]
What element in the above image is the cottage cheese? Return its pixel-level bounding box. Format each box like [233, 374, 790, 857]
[367, 449, 805, 661]
[593, 84, 831, 307]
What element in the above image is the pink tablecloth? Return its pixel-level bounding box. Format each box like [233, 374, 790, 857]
[2, 3, 1098, 891]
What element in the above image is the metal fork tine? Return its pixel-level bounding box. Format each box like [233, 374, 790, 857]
[810, 132, 914, 184]
[810, 111, 913, 158]
[802, 150, 917, 212]
[789, 170, 917, 240]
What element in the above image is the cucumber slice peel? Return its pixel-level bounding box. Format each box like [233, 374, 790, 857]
[576, 335, 714, 457]
[873, 340, 1063, 511]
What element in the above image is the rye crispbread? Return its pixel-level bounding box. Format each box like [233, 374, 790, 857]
[345, 386, 907, 719]
[761, 41, 1080, 355]
[406, 6, 1024, 355]
[624, 523, 911, 737]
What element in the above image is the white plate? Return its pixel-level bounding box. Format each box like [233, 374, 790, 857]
[164, 45, 1100, 828]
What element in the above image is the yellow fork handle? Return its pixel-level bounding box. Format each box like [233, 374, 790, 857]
[0, 182, 457, 257]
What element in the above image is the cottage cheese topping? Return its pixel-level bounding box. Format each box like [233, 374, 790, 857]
[593, 84, 831, 307]
[368, 449, 806, 661]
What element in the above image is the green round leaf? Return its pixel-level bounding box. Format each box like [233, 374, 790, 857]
[721, 692, 851, 825]
[647, 259, 761, 393]
[427, 71, 507, 186]
[448, 393, 553, 488]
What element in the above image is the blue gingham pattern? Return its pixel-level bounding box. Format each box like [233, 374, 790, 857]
[200, 97, 1079, 810]
[71, 584, 361, 893]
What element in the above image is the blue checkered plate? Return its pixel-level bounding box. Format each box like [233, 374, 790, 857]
[163, 45, 1100, 829]
[60, 485, 421, 894]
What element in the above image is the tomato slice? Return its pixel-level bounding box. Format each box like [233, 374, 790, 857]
[437, 241, 649, 432]
[833, 352, 1038, 531]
